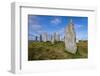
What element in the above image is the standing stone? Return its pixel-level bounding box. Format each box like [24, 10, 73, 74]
[65, 19, 77, 54]
[51, 32, 60, 44]
[42, 32, 48, 42]
[51, 34, 54, 44]
[54, 32, 57, 41]
[35, 36, 38, 41]
[40, 34, 42, 42]
[61, 36, 65, 42]
[53, 32, 60, 41]
[57, 33, 60, 41]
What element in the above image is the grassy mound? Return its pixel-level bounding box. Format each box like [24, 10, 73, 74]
[28, 41, 88, 60]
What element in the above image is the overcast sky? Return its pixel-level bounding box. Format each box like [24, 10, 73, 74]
[28, 15, 88, 40]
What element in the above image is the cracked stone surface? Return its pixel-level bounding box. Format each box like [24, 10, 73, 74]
[65, 19, 77, 54]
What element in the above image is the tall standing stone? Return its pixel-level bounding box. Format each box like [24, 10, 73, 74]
[51, 32, 60, 44]
[61, 36, 65, 42]
[42, 32, 48, 42]
[54, 32, 57, 42]
[53, 32, 60, 41]
[51, 34, 54, 44]
[65, 19, 77, 54]
[40, 34, 42, 42]
[57, 33, 60, 41]
[35, 36, 38, 41]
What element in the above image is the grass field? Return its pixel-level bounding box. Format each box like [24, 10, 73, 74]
[28, 41, 88, 61]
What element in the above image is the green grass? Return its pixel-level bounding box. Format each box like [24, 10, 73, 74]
[28, 41, 88, 60]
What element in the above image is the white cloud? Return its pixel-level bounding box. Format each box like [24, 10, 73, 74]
[28, 15, 43, 33]
[31, 24, 42, 31]
[74, 24, 84, 29]
[51, 18, 61, 25]
[29, 24, 44, 35]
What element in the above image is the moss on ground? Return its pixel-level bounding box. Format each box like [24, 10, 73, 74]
[28, 41, 88, 61]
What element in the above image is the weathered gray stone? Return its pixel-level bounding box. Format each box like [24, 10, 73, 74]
[39, 34, 42, 42]
[35, 36, 38, 41]
[51, 32, 61, 44]
[42, 32, 48, 42]
[54, 32, 57, 41]
[51, 34, 55, 44]
[53, 32, 60, 41]
[61, 36, 65, 42]
[56, 33, 60, 41]
[65, 19, 77, 54]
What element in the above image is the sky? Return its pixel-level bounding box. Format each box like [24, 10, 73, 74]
[28, 15, 88, 41]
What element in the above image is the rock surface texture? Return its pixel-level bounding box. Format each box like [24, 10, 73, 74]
[42, 32, 48, 42]
[65, 19, 77, 54]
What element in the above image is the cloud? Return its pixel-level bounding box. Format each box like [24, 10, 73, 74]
[74, 24, 88, 40]
[28, 24, 43, 35]
[51, 18, 61, 25]
[28, 15, 42, 31]
[74, 24, 85, 33]
[74, 24, 85, 29]
[31, 24, 42, 31]
[28, 15, 44, 36]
